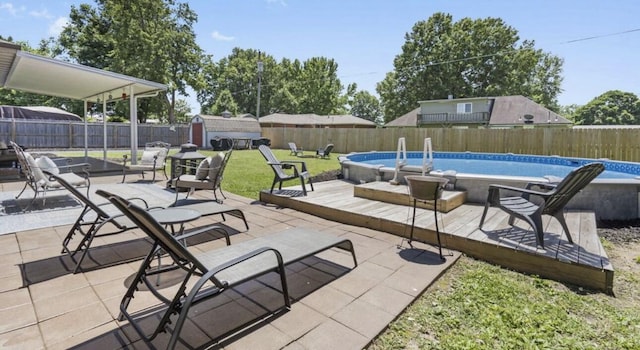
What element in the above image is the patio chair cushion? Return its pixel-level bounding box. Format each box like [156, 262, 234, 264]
[195, 157, 211, 180]
[209, 152, 224, 180]
[140, 150, 160, 165]
[35, 156, 60, 175]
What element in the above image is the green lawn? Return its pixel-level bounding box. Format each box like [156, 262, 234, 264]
[56, 148, 640, 349]
[59, 148, 342, 199]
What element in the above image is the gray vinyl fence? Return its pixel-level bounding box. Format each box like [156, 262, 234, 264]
[0, 119, 190, 149]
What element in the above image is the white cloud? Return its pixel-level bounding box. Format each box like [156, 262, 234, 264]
[0, 3, 19, 16]
[211, 31, 235, 41]
[49, 17, 68, 36]
[266, 0, 287, 6]
[29, 9, 53, 19]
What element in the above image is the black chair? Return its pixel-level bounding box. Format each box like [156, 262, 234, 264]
[479, 162, 605, 248]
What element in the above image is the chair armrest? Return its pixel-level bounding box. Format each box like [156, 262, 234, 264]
[281, 160, 309, 172]
[56, 162, 91, 173]
[524, 181, 557, 191]
[488, 183, 552, 198]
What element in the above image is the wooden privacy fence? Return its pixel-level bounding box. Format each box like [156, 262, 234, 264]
[0, 119, 189, 149]
[262, 127, 640, 162]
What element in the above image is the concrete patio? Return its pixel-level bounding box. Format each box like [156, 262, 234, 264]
[0, 174, 460, 349]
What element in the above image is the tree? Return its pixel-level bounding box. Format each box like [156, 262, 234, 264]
[573, 90, 640, 125]
[349, 90, 382, 124]
[58, 0, 204, 123]
[199, 49, 347, 116]
[297, 57, 343, 115]
[377, 12, 563, 123]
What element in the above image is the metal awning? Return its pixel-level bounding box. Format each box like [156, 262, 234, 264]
[0, 40, 165, 101]
[0, 39, 167, 162]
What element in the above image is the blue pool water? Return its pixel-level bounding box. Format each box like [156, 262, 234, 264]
[347, 152, 640, 179]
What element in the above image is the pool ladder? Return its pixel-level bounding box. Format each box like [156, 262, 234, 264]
[389, 137, 434, 184]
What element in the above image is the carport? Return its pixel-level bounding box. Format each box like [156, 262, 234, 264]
[0, 39, 166, 163]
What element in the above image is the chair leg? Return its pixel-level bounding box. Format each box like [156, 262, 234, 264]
[299, 175, 307, 196]
[409, 199, 417, 243]
[478, 201, 491, 230]
[121, 168, 127, 183]
[525, 214, 545, 248]
[15, 181, 28, 199]
[553, 211, 573, 244]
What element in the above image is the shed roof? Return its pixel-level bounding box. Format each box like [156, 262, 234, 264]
[196, 114, 262, 133]
[260, 113, 376, 126]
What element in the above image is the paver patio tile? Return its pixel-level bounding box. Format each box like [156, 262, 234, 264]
[33, 285, 101, 321]
[300, 285, 355, 317]
[332, 298, 395, 339]
[359, 283, 415, 315]
[270, 302, 327, 340]
[296, 318, 368, 350]
[0, 324, 43, 350]
[28, 272, 89, 301]
[0, 301, 37, 333]
[330, 261, 393, 298]
[39, 301, 112, 346]
[0, 234, 19, 255]
[224, 324, 292, 350]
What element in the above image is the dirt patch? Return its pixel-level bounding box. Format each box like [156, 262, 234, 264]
[597, 219, 640, 244]
[309, 169, 342, 183]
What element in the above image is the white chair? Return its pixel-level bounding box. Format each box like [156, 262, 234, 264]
[10, 141, 90, 210]
[121, 141, 170, 182]
[405, 175, 449, 260]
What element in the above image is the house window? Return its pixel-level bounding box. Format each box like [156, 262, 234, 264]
[457, 103, 472, 113]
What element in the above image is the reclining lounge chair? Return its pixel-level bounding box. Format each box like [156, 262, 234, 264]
[99, 190, 357, 348]
[259, 145, 314, 196]
[48, 171, 248, 273]
[478, 162, 605, 248]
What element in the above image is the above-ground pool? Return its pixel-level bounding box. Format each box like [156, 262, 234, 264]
[339, 151, 640, 220]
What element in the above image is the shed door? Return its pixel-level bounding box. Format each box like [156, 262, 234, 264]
[192, 122, 203, 147]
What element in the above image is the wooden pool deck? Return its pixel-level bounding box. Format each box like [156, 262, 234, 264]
[260, 179, 614, 293]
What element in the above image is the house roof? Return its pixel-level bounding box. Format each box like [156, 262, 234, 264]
[385, 96, 571, 127]
[0, 105, 82, 121]
[196, 114, 262, 133]
[488, 96, 571, 126]
[384, 107, 420, 127]
[260, 113, 376, 127]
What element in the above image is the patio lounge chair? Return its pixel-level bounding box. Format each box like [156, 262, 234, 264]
[478, 162, 605, 248]
[10, 141, 90, 210]
[288, 142, 304, 156]
[259, 145, 314, 196]
[47, 171, 249, 273]
[172, 149, 231, 204]
[316, 143, 334, 159]
[121, 141, 170, 183]
[99, 190, 357, 348]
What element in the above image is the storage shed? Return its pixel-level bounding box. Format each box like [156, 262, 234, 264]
[189, 112, 262, 149]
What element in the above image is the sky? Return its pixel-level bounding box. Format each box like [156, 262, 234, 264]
[1, 0, 639, 113]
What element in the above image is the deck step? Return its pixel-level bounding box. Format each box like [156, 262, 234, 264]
[353, 181, 466, 212]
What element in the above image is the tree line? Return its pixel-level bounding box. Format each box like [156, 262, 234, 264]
[1, 1, 637, 126]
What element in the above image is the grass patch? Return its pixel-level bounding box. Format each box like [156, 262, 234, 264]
[58, 148, 341, 199]
[368, 256, 640, 350]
